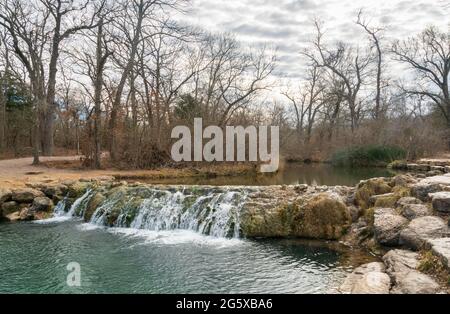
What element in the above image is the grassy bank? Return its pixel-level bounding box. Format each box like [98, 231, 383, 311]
[331, 145, 406, 167]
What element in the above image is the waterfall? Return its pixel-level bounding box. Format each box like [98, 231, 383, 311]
[67, 186, 248, 238]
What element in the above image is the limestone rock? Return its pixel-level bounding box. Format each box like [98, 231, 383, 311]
[397, 197, 422, 208]
[30, 197, 54, 212]
[429, 191, 450, 213]
[382, 249, 440, 294]
[400, 204, 431, 220]
[339, 262, 391, 294]
[241, 192, 351, 240]
[373, 208, 408, 246]
[421, 175, 450, 186]
[427, 238, 450, 270]
[11, 188, 45, 203]
[410, 183, 442, 202]
[399, 216, 449, 250]
[354, 178, 392, 209]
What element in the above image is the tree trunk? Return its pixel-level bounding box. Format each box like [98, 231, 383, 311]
[0, 88, 6, 152]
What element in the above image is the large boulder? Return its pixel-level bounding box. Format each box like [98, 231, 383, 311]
[339, 262, 391, 294]
[11, 188, 45, 203]
[373, 208, 408, 246]
[30, 197, 54, 212]
[399, 216, 449, 250]
[429, 191, 450, 213]
[241, 192, 351, 240]
[382, 250, 440, 294]
[400, 204, 431, 220]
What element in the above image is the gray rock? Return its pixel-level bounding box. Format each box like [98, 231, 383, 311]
[427, 238, 450, 270]
[11, 188, 45, 203]
[382, 249, 440, 294]
[400, 204, 431, 220]
[1, 201, 19, 216]
[390, 271, 441, 294]
[374, 208, 408, 246]
[411, 183, 442, 202]
[339, 262, 391, 294]
[30, 197, 54, 212]
[399, 216, 449, 250]
[429, 191, 450, 213]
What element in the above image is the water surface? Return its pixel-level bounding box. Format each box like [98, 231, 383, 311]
[140, 163, 397, 186]
[0, 220, 367, 294]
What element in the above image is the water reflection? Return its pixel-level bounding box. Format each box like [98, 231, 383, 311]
[141, 163, 398, 187]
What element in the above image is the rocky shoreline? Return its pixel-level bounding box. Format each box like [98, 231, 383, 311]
[1, 172, 449, 294]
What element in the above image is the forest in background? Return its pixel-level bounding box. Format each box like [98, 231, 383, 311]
[0, 0, 449, 169]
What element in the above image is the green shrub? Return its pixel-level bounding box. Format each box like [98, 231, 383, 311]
[331, 145, 406, 167]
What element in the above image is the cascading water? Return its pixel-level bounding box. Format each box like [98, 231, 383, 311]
[58, 186, 248, 238]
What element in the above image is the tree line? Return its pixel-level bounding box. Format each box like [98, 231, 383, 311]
[0, 0, 448, 168]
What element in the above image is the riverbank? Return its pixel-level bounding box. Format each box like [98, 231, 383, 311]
[0, 156, 258, 189]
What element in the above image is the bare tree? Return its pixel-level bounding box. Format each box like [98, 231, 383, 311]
[357, 9, 385, 120]
[302, 21, 371, 134]
[392, 26, 450, 139]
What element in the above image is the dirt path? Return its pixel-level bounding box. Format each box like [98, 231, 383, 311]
[0, 156, 256, 188]
[0, 156, 113, 188]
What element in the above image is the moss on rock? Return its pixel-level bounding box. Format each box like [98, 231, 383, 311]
[84, 192, 106, 222]
[355, 178, 392, 209]
[291, 193, 352, 240]
[241, 193, 351, 240]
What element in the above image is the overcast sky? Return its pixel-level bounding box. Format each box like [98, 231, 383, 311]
[177, 0, 449, 81]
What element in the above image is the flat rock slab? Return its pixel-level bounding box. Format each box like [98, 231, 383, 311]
[421, 175, 450, 186]
[427, 238, 450, 270]
[399, 216, 449, 250]
[429, 192, 450, 213]
[382, 249, 440, 294]
[339, 262, 391, 294]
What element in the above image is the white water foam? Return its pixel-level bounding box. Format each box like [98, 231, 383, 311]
[107, 227, 244, 248]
